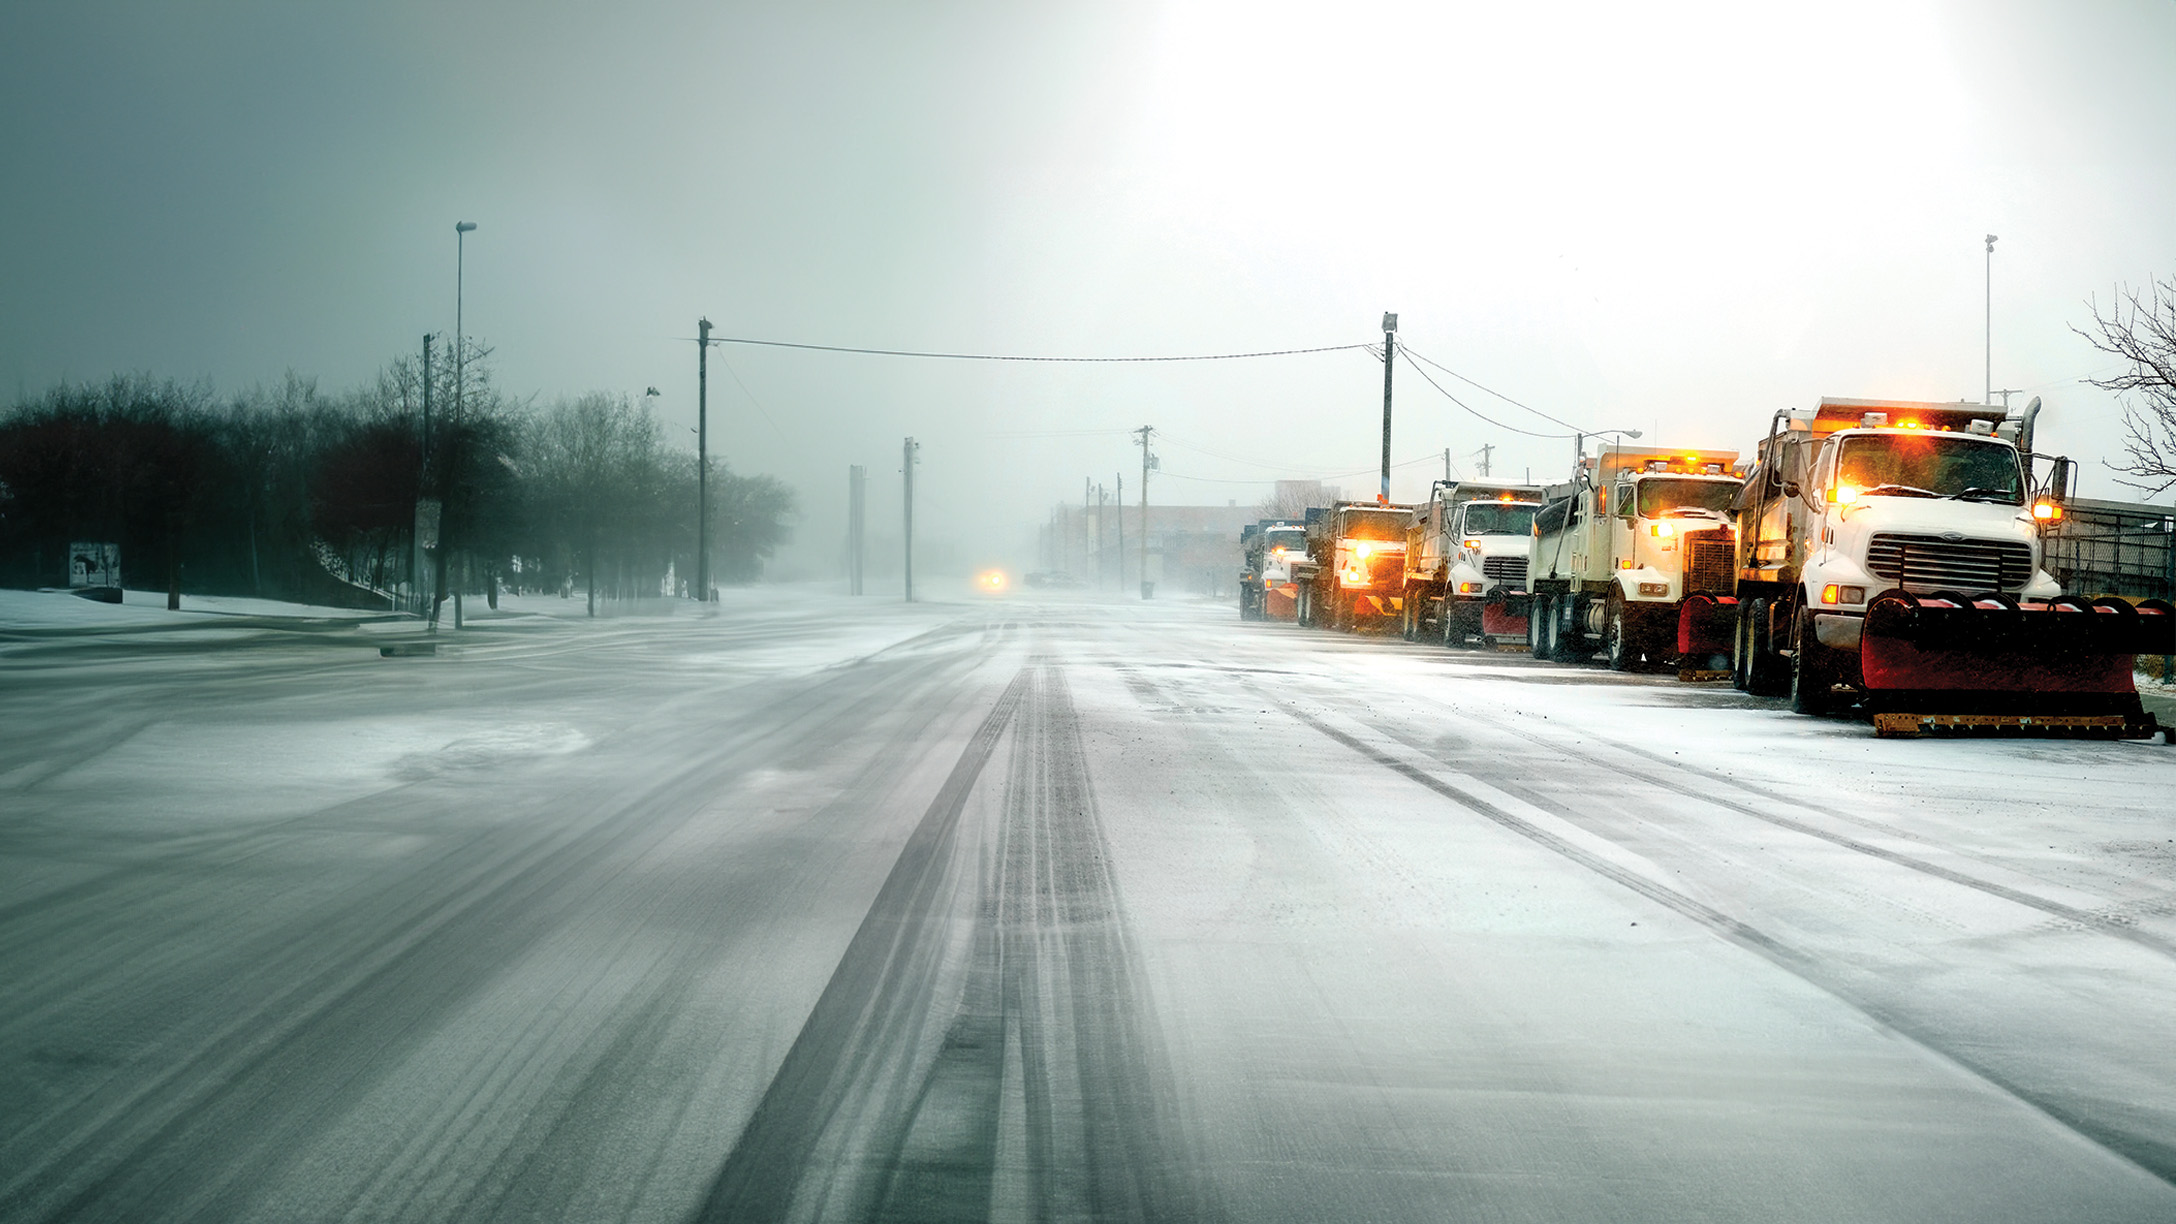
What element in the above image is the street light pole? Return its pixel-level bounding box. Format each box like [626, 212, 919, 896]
[1379, 312, 1397, 505]
[1985, 233, 1998, 407]
[697, 317, 712, 603]
[453, 221, 476, 629]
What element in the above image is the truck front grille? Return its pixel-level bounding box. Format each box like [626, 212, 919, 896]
[1866, 533, 2033, 593]
[1682, 531, 1735, 595]
[1482, 556, 1527, 587]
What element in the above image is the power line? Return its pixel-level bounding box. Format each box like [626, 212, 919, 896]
[1396, 349, 1570, 440]
[681, 335, 1376, 363]
[1400, 344, 1587, 433]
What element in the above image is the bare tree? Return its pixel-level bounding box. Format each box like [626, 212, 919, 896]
[1255, 479, 1337, 521]
[2078, 277, 2176, 497]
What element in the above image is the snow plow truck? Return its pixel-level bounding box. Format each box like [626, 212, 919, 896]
[1526, 445, 1744, 671]
[1400, 481, 1543, 648]
[1239, 519, 1308, 621]
[1717, 396, 2175, 738]
[1293, 501, 1419, 631]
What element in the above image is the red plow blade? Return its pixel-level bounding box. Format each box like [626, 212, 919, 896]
[1676, 594, 1737, 679]
[1859, 592, 2175, 738]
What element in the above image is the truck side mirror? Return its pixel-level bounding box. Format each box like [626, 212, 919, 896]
[1782, 481, 1801, 499]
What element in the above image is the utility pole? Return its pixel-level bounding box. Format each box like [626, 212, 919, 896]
[1096, 483, 1107, 589]
[1478, 444, 1494, 478]
[1135, 425, 1155, 598]
[1379, 311, 1398, 504]
[1985, 234, 1998, 406]
[452, 220, 476, 630]
[696, 317, 713, 603]
[418, 331, 434, 616]
[848, 464, 866, 595]
[1115, 472, 1125, 592]
[903, 437, 919, 602]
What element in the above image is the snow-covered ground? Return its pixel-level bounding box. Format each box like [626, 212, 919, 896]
[2, 589, 2173, 1222]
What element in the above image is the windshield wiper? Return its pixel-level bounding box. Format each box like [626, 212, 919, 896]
[1944, 486, 2016, 502]
[1858, 483, 1939, 498]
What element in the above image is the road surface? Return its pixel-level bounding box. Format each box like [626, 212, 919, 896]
[3, 587, 2175, 1222]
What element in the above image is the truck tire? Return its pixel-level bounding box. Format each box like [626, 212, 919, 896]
[1554, 596, 1591, 663]
[1530, 594, 1555, 660]
[1604, 596, 1634, 671]
[1791, 607, 1837, 715]
[1742, 597, 1789, 696]
[1444, 602, 1475, 650]
[1296, 585, 1312, 627]
[1400, 592, 1418, 641]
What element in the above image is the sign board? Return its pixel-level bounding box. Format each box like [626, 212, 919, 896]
[415, 499, 441, 551]
[68, 542, 121, 588]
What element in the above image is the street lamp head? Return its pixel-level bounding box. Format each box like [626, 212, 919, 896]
[1985, 233, 1997, 250]
[456, 221, 477, 233]
[1625, 429, 1642, 439]
[645, 386, 661, 397]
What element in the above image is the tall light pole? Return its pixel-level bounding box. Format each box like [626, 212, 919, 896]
[1135, 425, 1156, 598]
[696, 317, 713, 602]
[454, 221, 476, 628]
[902, 437, 919, 602]
[1984, 233, 1998, 407]
[1379, 312, 1397, 505]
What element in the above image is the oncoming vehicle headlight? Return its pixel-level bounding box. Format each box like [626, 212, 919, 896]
[977, 570, 1008, 592]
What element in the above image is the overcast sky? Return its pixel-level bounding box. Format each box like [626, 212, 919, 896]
[5, 0, 2174, 573]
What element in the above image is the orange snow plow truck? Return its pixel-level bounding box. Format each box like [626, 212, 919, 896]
[1718, 396, 2175, 739]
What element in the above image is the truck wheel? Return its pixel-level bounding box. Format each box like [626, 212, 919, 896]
[1605, 597, 1634, 671]
[1296, 585, 1311, 627]
[1400, 594, 1417, 641]
[1742, 598, 1789, 696]
[1791, 608, 1836, 715]
[1529, 595, 1553, 660]
[1554, 597, 1591, 663]
[1444, 602, 1474, 650]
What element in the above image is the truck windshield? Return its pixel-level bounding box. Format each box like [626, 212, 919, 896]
[1459, 503, 1537, 536]
[1834, 434, 2022, 503]
[1341, 512, 1409, 541]
[1636, 478, 1738, 517]
[1263, 531, 1305, 553]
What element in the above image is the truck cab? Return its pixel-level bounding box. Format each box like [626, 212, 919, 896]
[1296, 501, 1418, 631]
[1239, 519, 1308, 620]
[1529, 446, 1742, 668]
[1403, 482, 1542, 647]
[1732, 396, 2065, 711]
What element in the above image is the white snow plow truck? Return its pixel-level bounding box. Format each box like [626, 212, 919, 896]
[1526, 445, 1743, 670]
[1400, 481, 1543, 648]
[1239, 519, 1308, 621]
[1294, 501, 1419, 631]
[1720, 396, 2174, 738]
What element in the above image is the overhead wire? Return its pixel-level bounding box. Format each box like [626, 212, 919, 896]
[1396, 348, 1570, 440]
[686, 336, 1376, 363]
[1400, 344, 1588, 433]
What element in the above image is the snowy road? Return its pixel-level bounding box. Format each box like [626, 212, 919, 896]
[3, 589, 2175, 1222]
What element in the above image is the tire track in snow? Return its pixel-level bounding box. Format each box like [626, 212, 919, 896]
[693, 663, 1203, 1223]
[1274, 693, 2176, 1190]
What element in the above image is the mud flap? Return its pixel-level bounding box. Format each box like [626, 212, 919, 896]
[1860, 592, 2175, 738]
[1481, 599, 1528, 650]
[1675, 593, 1737, 681]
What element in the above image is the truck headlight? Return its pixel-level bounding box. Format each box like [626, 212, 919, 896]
[1637, 581, 1668, 597]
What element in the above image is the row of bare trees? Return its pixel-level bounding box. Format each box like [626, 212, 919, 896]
[0, 350, 796, 611]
